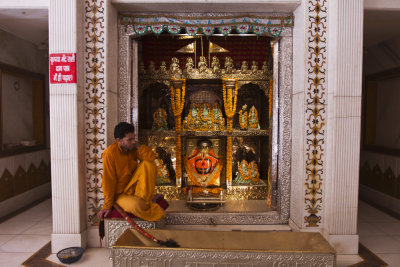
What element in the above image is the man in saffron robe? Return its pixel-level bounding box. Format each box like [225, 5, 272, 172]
[97, 122, 165, 221]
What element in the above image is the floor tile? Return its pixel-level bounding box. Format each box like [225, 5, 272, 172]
[336, 254, 363, 267]
[22, 220, 53, 235]
[359, 235, 400, 254]
[376, 253, 400, 267]
[11, 207, 52, 222]
[371, 221, 400, 236]
[47, 248, 112, 267]
[0, 252, 33, 267]
[0, 235, 15, 247]
[357, 221, 386, 236]
[0, 234, 50, 253]
[0, 220, 38, 234]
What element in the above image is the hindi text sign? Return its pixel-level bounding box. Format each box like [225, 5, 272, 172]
[49, 53, 76, 84]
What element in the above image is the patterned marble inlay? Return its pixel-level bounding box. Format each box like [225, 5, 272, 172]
[85, 0, 107, 225]
[304, 0, 327, 227]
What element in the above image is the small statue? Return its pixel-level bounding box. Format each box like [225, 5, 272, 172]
[239, 104, 248, 130]
[212, 103, 225, 131]
[152, 107, 168, 130]
[262, 61, 268, 73]
[183, 103, 199, 131]
[139, 61, 146, 74]
[240, 61, 249, 73]
[199, 103, 212, 131]
[155, 147, 175, 185]
[251, 61, 258, 73]
[248, 105, 260, 129]
[185, 57, 194, 74]
[233, 146, 260, 185]
[160, 61, 167, 73]
[224, 56, 234, 74]
[211, 56, 220, 74]
[235, 160, 260, 184]
[148, 61, 156, 73]
[170, 57, 181, 74]
[198, 56, 208, 73]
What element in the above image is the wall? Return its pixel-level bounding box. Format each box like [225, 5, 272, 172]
[361, 34, 400, 216]
[0, 28, 50, 218]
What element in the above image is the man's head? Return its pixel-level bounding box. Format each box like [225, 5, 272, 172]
[114, 122, 136, 151]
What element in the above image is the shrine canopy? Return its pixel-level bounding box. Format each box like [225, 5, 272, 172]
[120, 14, 294, 38]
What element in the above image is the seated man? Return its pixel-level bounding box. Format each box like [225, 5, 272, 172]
[97, 122, 165, 222]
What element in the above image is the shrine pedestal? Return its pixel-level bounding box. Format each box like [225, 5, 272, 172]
[104, 218, 165, 248]
[112, 229, 336, 267]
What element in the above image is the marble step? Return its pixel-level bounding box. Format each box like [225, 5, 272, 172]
[112, 229, 336, 267]
[104, 218, 165, 248]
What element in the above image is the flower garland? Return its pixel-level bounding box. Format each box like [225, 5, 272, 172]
[170, 78, 186, 185]
[222, 78, 238, 133]
[199, 103, 211, 122]
[183, 187, 223, 195]
[238, 160, 260, 182]
[183, 157, 223, 187]
[239, 109, 248, 130]
[222, 78, 238, 182]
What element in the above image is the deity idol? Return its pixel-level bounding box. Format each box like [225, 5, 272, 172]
[248, 105, 260, 129]
[184, 139, 223, 187]
[152, 107, 168, 130]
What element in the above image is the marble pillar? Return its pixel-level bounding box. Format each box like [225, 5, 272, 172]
[324, 0, 363, 254]
[49, 0, 87, 253]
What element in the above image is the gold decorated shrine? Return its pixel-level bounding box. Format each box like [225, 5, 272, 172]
[137, 34, 273, 209]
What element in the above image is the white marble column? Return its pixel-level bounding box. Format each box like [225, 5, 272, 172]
[49, 0, 86, 253]
[324, 0, 364, 254]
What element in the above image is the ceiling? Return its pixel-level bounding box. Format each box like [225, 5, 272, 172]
[0, 8, 48, 47]
[0, 6, 399, 49]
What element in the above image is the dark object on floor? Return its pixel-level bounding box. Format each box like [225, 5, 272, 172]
[113, 203, 179, 248]
[56, 247, 84, 264]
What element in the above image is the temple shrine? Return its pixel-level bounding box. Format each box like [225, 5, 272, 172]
[0, 0, 370, 266]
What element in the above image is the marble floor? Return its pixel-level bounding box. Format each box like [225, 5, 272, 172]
[0, 198, 398, 266]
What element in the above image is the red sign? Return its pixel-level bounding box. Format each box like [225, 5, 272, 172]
[49, 53, 76, 84]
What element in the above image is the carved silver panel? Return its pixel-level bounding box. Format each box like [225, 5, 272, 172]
[104, 218, 165, 248]
[113, 248, 335, 267]
[118, 14, 293, 225]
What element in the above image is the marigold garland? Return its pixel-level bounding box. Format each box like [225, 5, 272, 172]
[170, 78, 186, 185]
[183, 157, 223, 187]
[183, 187, 224, 195]
[222, 78, 238, 182]
[238, 160, 260, 182]
[222, 78, 238, 133]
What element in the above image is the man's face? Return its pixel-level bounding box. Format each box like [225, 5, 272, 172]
[117, 132, 136, 151]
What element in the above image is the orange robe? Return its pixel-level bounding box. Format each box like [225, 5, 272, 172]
[101, 142, 165, 221]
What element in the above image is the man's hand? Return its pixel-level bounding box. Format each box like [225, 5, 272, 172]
[97, 209, 111, 220]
